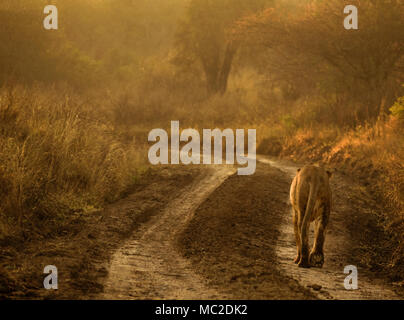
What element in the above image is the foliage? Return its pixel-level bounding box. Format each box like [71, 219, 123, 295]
[0, 0, 187, 87]
[174, 0, 272, 94]
[0, 85, 143, 237]
[390, 96, 404, 119]
[234, 0, 404, 123]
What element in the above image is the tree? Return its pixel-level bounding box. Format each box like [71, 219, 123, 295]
[174, 0, 271, 95]
[235, 0, 404, 123]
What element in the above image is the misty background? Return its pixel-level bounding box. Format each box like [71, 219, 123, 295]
[0, 0, 403, 281]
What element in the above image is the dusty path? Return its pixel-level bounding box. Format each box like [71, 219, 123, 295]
[258, 157, 401, 300]
[100, 166, 235, 299]
[99, 157, 402, 300]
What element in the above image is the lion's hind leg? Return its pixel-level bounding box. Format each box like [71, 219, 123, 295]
[293, 209, 301, 264]
[309, 215, 327, 268]
[298, 224, 310, 268]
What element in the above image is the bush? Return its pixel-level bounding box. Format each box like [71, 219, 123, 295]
[390, 96, 404, 119]
[0, 85, 144, 239]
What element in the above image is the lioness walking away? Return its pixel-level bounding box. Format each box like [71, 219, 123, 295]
[290, 165, 332, 268]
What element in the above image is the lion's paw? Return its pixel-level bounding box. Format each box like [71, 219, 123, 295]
[309, 252, 324, 268]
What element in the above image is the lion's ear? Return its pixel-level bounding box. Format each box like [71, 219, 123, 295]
[327, 170, 332, 178]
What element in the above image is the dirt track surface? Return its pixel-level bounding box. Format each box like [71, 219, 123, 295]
[2, 159, 403, 299]
[100, 166, 235, 299]
[98, 158, 403, 300]
[0, 166, 201, 299]
[259, 158, 401, 299]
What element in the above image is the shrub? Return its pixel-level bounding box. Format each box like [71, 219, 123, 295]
[0, 85, 143, 239]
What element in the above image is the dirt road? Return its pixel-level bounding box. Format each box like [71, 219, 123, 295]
[100, 166, 235, 299]
[260, 158, 400, 299]
[99, 158, 403, 300]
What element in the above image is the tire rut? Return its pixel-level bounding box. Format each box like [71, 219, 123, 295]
[258, 157, 401, 300]
[100, 166, 235, 300]
[100, 156, 401, 300]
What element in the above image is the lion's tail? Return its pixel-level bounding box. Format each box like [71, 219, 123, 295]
[301, 178, 319, 243]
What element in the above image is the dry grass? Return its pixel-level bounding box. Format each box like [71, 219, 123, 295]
[0, 68, 402, 280]
[0, 85, 147, 240]
[0, 66, 263, 240]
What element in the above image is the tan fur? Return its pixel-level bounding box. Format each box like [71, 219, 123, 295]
[290, 165, 332, 268]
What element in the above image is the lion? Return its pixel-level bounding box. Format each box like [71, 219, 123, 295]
[289, 165, 332, 268]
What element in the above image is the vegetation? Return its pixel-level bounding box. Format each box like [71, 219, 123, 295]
[0, 0, 402, 278]
[0, 85, 144, 238]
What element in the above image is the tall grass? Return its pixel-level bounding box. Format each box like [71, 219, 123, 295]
[0, 66, 402, 279]
[0, 85, 145, 239]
